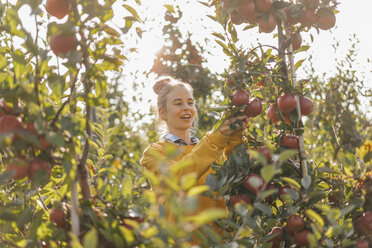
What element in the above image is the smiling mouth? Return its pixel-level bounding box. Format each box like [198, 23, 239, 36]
[180, 115, 191, 120]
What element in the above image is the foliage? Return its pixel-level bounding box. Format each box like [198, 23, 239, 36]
[0, 0, 371, 247]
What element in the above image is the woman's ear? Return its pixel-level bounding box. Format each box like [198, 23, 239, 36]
[159, 108, 166, 121]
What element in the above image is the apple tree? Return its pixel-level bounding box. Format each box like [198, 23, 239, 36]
[0, 0, 156, 247]
[194, 0, 372, 247]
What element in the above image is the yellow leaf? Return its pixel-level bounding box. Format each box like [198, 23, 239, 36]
[119, 226, 134, 245]
[187, 185, 210, 197]
[141, 226, 158, 239]
[282, 177, 301, 190]
[185, 208, 227, 225]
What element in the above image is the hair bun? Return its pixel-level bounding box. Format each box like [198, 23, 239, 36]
[153, 77, 172, 95]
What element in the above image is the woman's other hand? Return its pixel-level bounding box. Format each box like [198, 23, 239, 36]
[219, 115, 249, 136]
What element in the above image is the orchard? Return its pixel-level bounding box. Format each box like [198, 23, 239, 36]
[0, 0, 371, 248]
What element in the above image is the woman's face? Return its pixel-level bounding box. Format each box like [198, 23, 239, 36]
[160, 86, 196, 132]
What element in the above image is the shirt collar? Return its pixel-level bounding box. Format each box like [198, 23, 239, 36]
[163, 133, 199, 146]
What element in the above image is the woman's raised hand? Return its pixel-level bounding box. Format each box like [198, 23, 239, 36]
[219, 115, 249, 136]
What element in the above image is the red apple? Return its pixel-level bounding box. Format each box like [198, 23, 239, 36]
[362, 211, 372, 230]
[268, 227, 283, 243]
[355, 217, 372, 236]
[299, 9, 317, 27]
[258, 13, 277, 33]
[267, 105, 280, 123]
[230, 195, 252, 206]
[356, 240, 369, 248]
[293, 229, 310, 245]
[244, 98, 262, 117]
[28, 159, 51, 181]
[317, 11, 336, 30]
[243, 174, 264, 195]
[50, 207, 66, 228]
[304, 0, 319, 11]
[0, 115, 23, 134]
[286, 214, 305, 235]
[299, 96, 313, 115]
[278, 93, 296, 113]
[280, 134, 299, 149]
[6, 158, 29, 180]
[232, 90, 250, 106]
[255, 0, 272, 12]
[237, 1, 256, 19]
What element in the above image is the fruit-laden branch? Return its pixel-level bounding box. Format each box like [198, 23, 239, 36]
[286, 28, 308, 177]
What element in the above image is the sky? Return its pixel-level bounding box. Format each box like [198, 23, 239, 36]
[18, 0, 372, 124]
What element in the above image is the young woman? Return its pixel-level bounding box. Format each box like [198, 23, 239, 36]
[140, 77, 249, 234]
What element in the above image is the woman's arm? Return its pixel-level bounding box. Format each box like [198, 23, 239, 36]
[141, 130, 230, 179]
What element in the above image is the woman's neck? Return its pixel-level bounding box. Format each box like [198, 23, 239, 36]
[168, 128, 191, 144]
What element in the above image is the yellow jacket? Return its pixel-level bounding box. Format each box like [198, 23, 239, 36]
[140, 130, 243, 217]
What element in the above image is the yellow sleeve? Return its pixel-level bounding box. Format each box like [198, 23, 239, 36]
[223, 129, 244, 157]
[140, 131, 230, 180]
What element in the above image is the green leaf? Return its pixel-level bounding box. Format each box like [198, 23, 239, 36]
[295, 59, 306, 70]
[215, 40, 230, 53]
[363, 151, 372, 163]
[70, 233, 84, 248]
[243, 24, 256, 31]
[212, 32, 225, 41]
[0, 171, 14, 185]
[202, 225, 222, 244]
[255, 203, 272, 216]
[295, 45, 310, 54]
[123, 4, 142, 22]
[122, 176, 133, 199]
[83, 228, 98, 248]
[278, 150, 298, 165]
[260, 165, 278, 183]
[340, 205, 355, 217]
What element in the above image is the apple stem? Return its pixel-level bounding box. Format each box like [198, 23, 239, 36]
[71, 181, 80, 236]
[285, 27, 309, 178]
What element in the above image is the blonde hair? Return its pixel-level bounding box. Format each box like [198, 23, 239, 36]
[153, 77, 199, 135]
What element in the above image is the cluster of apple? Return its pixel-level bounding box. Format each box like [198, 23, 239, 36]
[267, 214, 313, 247]
[0, 100, 51, 182]
[46, 0, 78, 57]
[230, 89, 314, 149]
[222, 0, 278, 33]
[231, 89, 263, 117]
[229, 172, 313, 246]
[286, 0, 336, 30]
[268, 93, 313, 147]
[222, 0, 336, 33]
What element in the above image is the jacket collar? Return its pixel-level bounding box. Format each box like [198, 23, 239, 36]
[163, 133, 199, 146]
